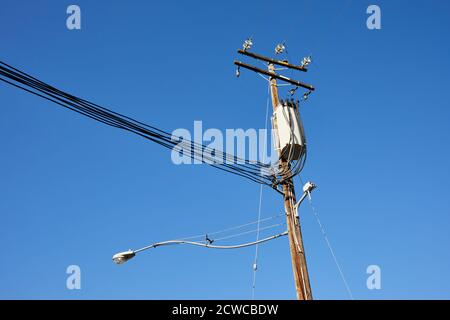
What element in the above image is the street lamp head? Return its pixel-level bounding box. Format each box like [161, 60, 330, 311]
[302, 181, 317, 193]
[112, 250, 136, 265]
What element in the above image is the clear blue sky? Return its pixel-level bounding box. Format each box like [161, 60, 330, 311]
[1, 0, 450, 299]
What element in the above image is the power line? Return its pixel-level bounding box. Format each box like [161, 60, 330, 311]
[213, 222, 286, 242]
[0, 61, 279, 187]
[177, 213, 284, 241]
[252, 84, 271, 299]
[134, 231, 289, 253]
[306, 195, 354, 300]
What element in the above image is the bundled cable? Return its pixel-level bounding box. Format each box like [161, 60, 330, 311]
[0, 61, 279, 187]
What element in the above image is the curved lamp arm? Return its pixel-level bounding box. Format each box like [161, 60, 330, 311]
[112, 231, 288, 264]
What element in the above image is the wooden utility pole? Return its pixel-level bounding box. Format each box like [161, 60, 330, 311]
[235, 48, 315, 300]
[268, 63, 313, 300]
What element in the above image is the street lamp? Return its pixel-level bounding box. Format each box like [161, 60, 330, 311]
[112, 250, 136, 265]
[293, 181, 317, 218]
[111, 183, 316, 266]
[112, 232, 289, 265]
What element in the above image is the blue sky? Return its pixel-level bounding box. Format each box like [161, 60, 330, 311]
[1, 0, 450, 299]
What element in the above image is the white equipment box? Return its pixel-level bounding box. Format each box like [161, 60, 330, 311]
[273, 102, 306, 161]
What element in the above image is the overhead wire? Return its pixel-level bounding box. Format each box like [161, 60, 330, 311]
[306, 195, 354, 300]
[252, 85, 271, 299]
[0, 61, 281, 188]
[0, 61, 271, 174]
[213, 222, 286, 242]
[134, 231, 289, 253]
[176, 213, 284, 241]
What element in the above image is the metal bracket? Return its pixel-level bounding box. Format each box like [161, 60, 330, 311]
[293, 181, 317, 218]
